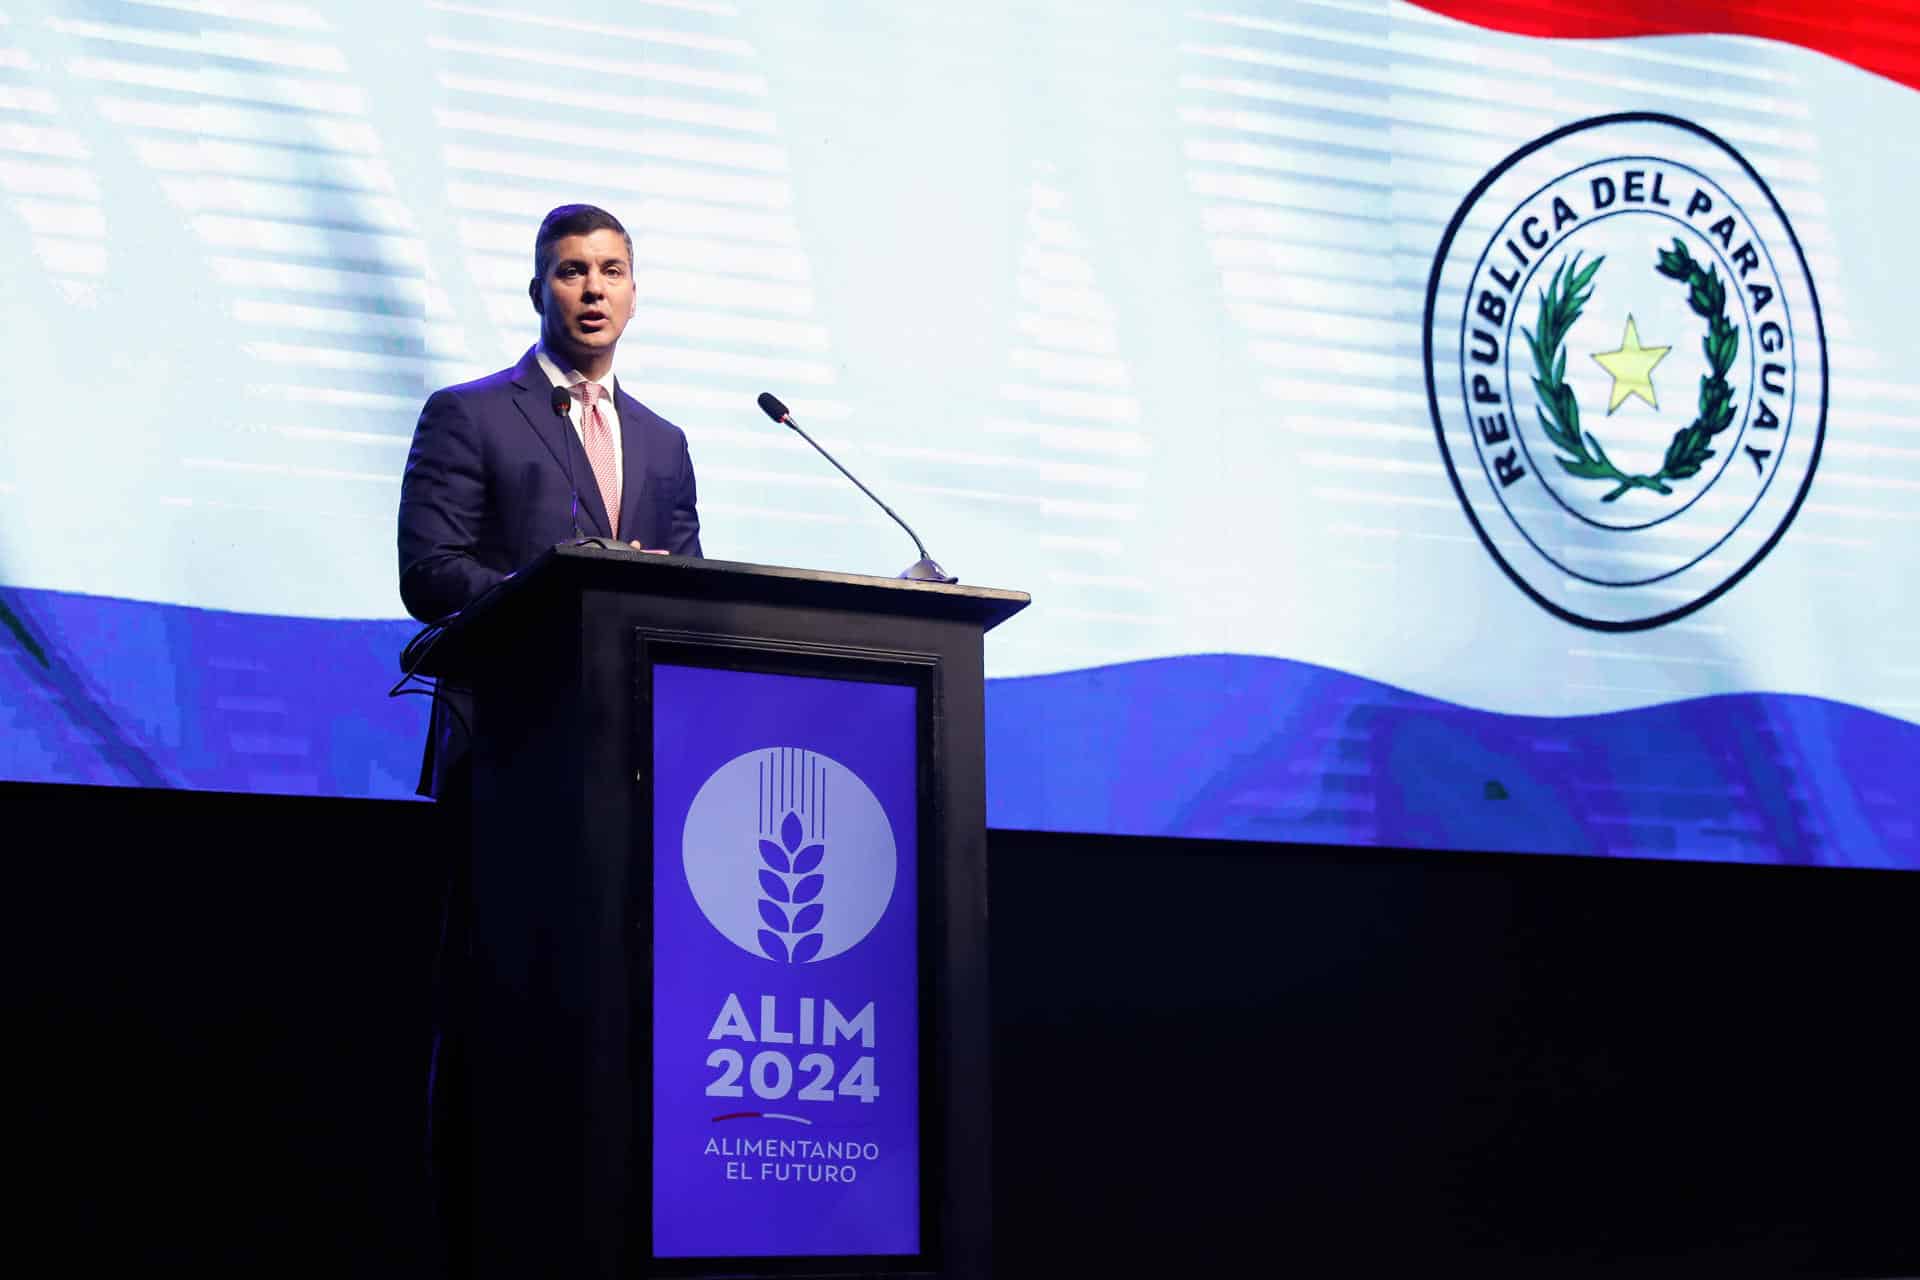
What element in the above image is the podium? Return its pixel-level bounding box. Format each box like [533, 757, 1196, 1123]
[417, 543, 1027, 1279]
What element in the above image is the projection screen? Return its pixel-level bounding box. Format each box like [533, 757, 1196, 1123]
[0, 0, 1913, 867]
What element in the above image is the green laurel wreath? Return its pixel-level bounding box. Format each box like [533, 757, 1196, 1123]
[1652, 239, 1741, 484]
[1524, 240, 1740, 502]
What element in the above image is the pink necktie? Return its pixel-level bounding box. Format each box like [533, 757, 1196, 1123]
[572, 381, 620, 539]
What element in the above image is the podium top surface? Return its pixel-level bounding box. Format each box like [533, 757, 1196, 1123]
[409, 542, 1030, 678]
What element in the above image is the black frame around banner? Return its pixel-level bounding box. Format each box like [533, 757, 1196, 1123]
[634, 634, 946, 1278]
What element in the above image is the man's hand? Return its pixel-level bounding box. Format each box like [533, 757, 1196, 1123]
[629, 540, 669, 555]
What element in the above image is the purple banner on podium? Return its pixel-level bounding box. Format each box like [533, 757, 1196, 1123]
[651, 663, 921, 1259]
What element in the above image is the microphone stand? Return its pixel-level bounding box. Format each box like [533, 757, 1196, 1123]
[769, 404, 957, 584]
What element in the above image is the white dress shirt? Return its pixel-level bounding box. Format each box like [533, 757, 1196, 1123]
[535, 343, 624, 483]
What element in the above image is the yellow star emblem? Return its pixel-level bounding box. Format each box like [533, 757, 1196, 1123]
[1590, 315, 1671, 414]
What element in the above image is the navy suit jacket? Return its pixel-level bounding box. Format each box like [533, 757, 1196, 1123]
[398, 345, 702, 794]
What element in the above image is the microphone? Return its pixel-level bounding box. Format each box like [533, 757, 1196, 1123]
[549, 385, 584, 540]
[756, 392, 955, 583]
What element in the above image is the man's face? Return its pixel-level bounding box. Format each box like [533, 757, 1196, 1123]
[530, 228, 636, 371]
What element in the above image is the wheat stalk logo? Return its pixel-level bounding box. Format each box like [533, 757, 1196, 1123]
[684, 746, 895, 963]
[754, 756, 826, 963]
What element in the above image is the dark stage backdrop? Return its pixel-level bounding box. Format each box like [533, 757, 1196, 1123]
[11, 782, 1916, 1278]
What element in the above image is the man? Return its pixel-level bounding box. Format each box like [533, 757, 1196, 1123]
[396, 203, 702, 1275]
[398, 202, 703, 796]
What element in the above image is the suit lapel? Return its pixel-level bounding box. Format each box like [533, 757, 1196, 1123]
[614, 383, 651, 544]
[509, 346, 612, 537]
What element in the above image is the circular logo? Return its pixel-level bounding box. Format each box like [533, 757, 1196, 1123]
[681, 747, 897, 963]
[1425, 113, 1827, 630]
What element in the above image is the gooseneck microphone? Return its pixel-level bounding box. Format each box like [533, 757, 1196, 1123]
[756, 391, 956, 583]
[549, 384, 584, 540]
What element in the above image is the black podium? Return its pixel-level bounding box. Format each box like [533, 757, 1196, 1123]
[418, 543, 1026, 1279]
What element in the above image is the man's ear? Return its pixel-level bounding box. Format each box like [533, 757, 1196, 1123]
[528, 277, 543, 315]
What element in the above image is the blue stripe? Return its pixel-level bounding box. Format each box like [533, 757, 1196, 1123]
[3, 588, 1913, 867]
[986, 654, 1919, 868]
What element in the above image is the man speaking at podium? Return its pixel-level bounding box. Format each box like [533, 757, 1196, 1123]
[398, 202, 704, 798]
[396, 203, 702, 1274]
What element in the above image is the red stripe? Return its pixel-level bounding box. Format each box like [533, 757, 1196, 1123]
[1409, 0, 1920, 94]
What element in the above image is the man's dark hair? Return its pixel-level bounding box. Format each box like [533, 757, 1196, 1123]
[532, 204, 633, 278]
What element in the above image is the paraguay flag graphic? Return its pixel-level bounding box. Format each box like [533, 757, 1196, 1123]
[989, 1, 1920, 867]
[0, 1, 1913, 866]
[1411, 1, 1920, 93]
